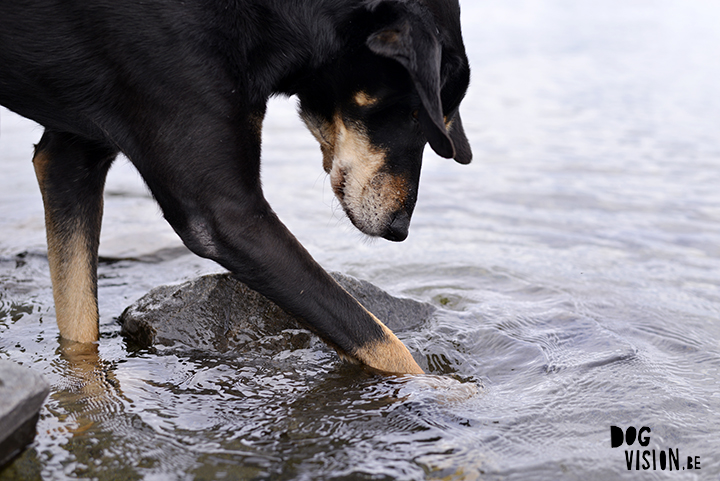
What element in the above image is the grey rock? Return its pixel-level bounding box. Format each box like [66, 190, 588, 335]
[119, 272, 435, 354]
[329, 272, 435, 332]
[0, 360, 50, 468]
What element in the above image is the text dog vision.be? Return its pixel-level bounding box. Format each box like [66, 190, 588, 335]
[611, 426, 701, 471]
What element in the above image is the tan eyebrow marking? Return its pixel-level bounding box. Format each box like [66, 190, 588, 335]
[353, 91, 380, 107]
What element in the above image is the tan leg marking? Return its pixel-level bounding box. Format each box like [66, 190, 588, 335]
[34, 150, 100, 343]
[353, 315, 424, 374]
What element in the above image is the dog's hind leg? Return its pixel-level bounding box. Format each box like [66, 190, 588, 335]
[33, 131, 116, 343]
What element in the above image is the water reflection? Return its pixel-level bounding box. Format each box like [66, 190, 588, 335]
[42, 348, 484, 480]
[50, 340, 123, 431]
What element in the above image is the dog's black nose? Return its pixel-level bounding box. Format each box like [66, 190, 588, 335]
[383, 211, 411, 242]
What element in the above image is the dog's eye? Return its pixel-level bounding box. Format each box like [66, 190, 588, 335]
[411, 110, 419, 120]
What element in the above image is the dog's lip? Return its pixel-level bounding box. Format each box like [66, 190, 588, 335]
[330, 167, 347, 201]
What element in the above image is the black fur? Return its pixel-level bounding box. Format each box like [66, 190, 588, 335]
[0, 0, 471, 372]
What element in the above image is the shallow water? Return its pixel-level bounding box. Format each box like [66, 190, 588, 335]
[2, 1, 720, 479]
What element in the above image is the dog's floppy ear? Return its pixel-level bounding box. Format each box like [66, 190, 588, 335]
[367, 17, 456, 159]
[448, 112, 472, 164]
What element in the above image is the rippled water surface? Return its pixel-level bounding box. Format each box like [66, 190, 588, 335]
[2, 1, 720, 479]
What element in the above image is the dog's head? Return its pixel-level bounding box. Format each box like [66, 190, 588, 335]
[298, 0, 471, 241]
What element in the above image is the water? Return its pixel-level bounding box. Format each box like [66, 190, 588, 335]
[2, 1, 720, 479]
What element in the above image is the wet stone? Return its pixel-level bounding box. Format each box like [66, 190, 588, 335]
[0, 360, 50, 468]
[119, 272, 436, 355]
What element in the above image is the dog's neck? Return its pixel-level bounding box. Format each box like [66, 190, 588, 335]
[206, 0, 391, 101]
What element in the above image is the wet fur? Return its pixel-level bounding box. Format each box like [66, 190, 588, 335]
[0, 0, 472, 374]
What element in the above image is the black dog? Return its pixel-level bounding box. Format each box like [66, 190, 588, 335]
[0, 0, 471, 374]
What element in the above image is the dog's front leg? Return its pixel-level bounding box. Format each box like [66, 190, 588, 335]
[210, 209, 424, 375]
[135, 117, 423, 374]
[183, 200, 423, 374]
[33, 131, 116, 343]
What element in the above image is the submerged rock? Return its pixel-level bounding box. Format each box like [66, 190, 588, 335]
[0, 360, 50, 468]
[119, 272, 435, 354]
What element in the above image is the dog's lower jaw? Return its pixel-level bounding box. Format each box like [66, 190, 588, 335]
[342, 203, 412, 242]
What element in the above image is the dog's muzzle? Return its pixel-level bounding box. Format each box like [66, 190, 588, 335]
[331, 166, 417, 242]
